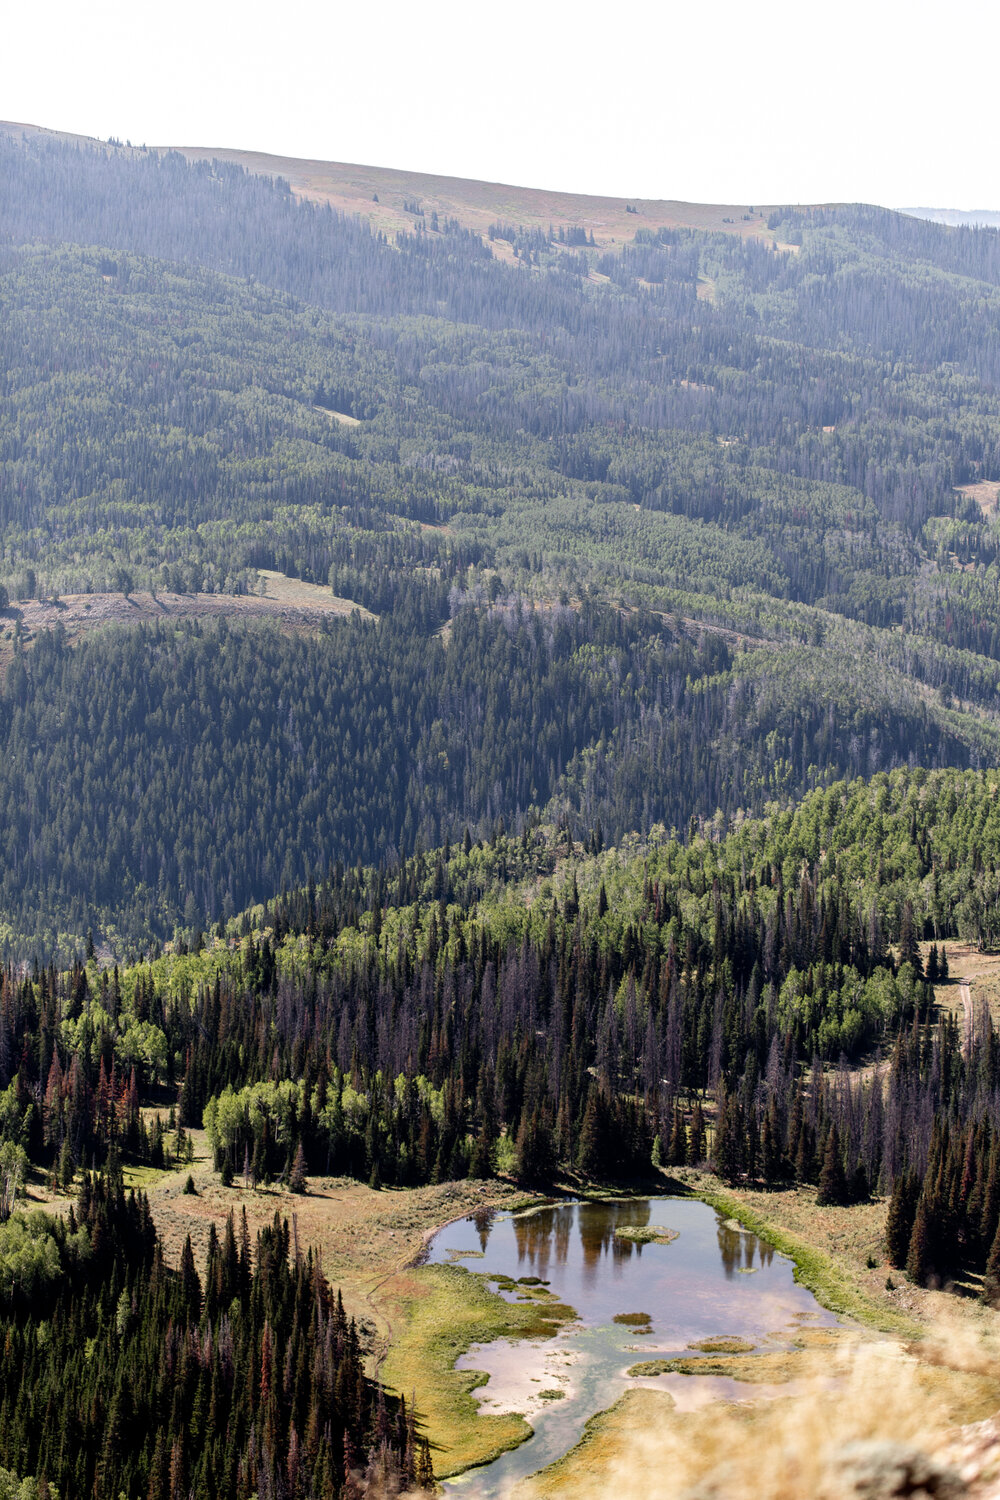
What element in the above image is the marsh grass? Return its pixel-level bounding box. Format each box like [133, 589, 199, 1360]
[377, 1263, 577, 1477]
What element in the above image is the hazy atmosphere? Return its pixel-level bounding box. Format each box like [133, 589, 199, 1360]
[3, 0, 997, 205]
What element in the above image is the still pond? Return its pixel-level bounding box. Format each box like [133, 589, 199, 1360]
[426, 1196, 839, 1495]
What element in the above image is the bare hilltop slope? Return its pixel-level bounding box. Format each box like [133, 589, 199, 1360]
[167, 146, 783, 246]
[2, 117, 787, 248]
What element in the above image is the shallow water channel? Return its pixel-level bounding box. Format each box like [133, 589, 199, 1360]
[428, 1196, 838, 1496]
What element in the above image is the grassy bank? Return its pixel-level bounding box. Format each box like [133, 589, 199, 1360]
[515, 1389, 675, 1500]
[678, 1170, 923, 1338]
[376, 1262, 577, 1477]
[516, 1336, 1000, 1500]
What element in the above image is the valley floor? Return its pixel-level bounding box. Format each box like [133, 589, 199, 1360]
[33, 1135, 1000, 1492]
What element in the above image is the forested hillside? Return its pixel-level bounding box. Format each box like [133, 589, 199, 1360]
[0, 1171, 429, 1497]
[4, 126, 1000, 963]
[2, 607, 993, 957]
[3, 768, 1000, 1283]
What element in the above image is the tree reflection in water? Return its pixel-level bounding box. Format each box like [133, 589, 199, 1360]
[472, 1206, 495, 1252]
[508, 1199, 657, 1285]
[717, 1221, 776, 1278]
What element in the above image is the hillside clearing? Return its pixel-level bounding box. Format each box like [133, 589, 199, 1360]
[0, 575, 373, 665]
[933, 942, 1000, 1027]
[313, 403, 361, 425]
[956, 479, 1000, 517]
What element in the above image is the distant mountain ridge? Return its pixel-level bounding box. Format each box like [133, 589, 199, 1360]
[14, 120, 992, 243]
[902, 205, 1000, 228]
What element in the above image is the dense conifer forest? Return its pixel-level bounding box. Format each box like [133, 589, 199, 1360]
[0, 1171, 428, 1498]
[3, 768, 1000, 1271]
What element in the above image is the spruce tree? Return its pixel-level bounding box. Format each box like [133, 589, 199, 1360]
[906, 1194, 934, 1286]
[469, 1130, 495, 1180]
[816, 1125, 847, 1206]
[289, 1141, 308, 1194]
[667, 1105, 688, 1167]
[576, 1091, 606, 1178]
[885, 1171, 918, 1267]
[713, 1094, 742, 1184]
[983, 1217, 1000, 1304]
[688, 1102, 706, 1165]
[899, 901, 922, 973]
[416, 1439, 434, 1489]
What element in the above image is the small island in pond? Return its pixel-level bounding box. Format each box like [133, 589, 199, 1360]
[613, 1225, 680, 1246]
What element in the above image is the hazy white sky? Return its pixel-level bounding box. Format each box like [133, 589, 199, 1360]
[2, 0, 996, 207]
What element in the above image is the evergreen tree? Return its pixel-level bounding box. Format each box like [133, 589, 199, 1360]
[906, 1194, 935, 1286]
[688, 1103, 706, 1166]
[289, 1141, 308, 1194]
[667, 1106, 688, 1167]
[983, 1217, 1000, 1305]
[577, 1091, 606, 1179]
[761, 1111, 780, 1185]
[816, 1125, 848, 1207]
[885, 1171, 919, 1268]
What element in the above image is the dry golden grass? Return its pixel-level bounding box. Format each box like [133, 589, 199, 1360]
[165, 142, 785, 252]
[957, 480, 1000, 518]
[0, 573, 374, 671]
[312, 403, 361, 426]
[518, 1316, 1000, 1499]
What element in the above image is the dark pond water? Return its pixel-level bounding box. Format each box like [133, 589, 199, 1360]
[427, 1196, 838, 1496]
